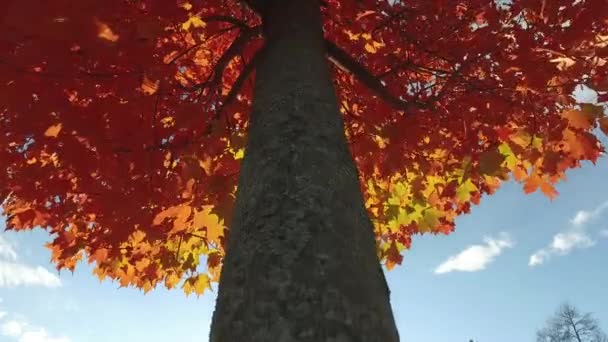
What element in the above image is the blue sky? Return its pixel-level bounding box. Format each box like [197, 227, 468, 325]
[1, 156, 608, 342]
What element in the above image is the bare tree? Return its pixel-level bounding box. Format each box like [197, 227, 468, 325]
[537, 303, 608, 342]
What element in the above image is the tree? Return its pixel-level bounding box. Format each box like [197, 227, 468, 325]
[1, 0, 607, 340]
[537, 303, 608, 342]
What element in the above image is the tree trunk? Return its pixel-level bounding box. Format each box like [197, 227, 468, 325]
[209, 0, 400, 341]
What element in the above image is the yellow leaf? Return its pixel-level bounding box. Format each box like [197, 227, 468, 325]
[161, 116, 175, 128]
[44, 123, 62, 138]
[95, 19, 119, 42]
[142, 280, 153, 294]
[165, 273, 180, 289]
[456, 179, 478, 202]
[344, 30, 360, 40]
[192, 207, 224, 242]
[232, 148, 245, 160]
[498, 143, 517, 169]
[193, 273, 211, 295]
[364, 43, 377, 53]
[182, 15, 206, 31]
[180, 2, 193, 10]
[362, 32, 384, 53]
[419, 208, 441, 232]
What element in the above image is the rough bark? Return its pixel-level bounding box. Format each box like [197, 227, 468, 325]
[209, 0, 400, 341]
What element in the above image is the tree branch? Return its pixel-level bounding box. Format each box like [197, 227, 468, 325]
[180, 26, 262, 92]
[325, 39, 427, 112]
[218, 42, 267, 111]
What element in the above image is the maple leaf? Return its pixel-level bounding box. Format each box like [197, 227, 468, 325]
[44, 123, 62, 138]
[193, 273, 211, 295]
[181, 15, 206, 31]
[165, 273, 181, 289]
[89, 248, 109, 264]
[140, 75, 160, 95]
[456, 179, 478, 202]
[95, 19, 119, 42]
[479, 148, 506, 176]
[550, 57, 576, 71]
[153, 205, 192, 227]
[562, 110, 590, 129]
[599, 117, 608, 135]
[192, 207, 224, 242]
[385, 241, 403, 270]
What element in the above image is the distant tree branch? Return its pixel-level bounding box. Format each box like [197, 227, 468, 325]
[537, 303, 608, 342]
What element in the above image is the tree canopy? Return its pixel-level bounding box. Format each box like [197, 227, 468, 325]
[1, 0, 607, 295]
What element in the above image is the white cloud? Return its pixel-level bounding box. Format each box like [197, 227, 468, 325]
[0, 235, 71, 342]
[529, 249, 550, 267]
[0, 236, 18, 261]
[600, 230, 608, 238]
[0, 233, 61, 288]
[0, 262, 61, 288]
[529, 201, 608, 267]
[571, 210, 592, 226]
[570, 201, 608, 227]
[17, 327, 71, 342]
[434, 233, 514, 274]
[1, 320, 26, 338]
[528, 231, 595, 267]
[551, 231, 595, 252]
[0, 319, 70, 342]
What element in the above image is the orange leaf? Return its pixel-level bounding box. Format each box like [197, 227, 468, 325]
[193, 207, 224, 242]
[90, 248, 109, 264]
[95, 19, 119, 42]
[561, 110, 593, 130]
[540, 181, 558, 200]
[523, 172, 541, 194]
[152, 205, 192, 226]
[140, 75, 159, 95]
[44, 123, 62, 138]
